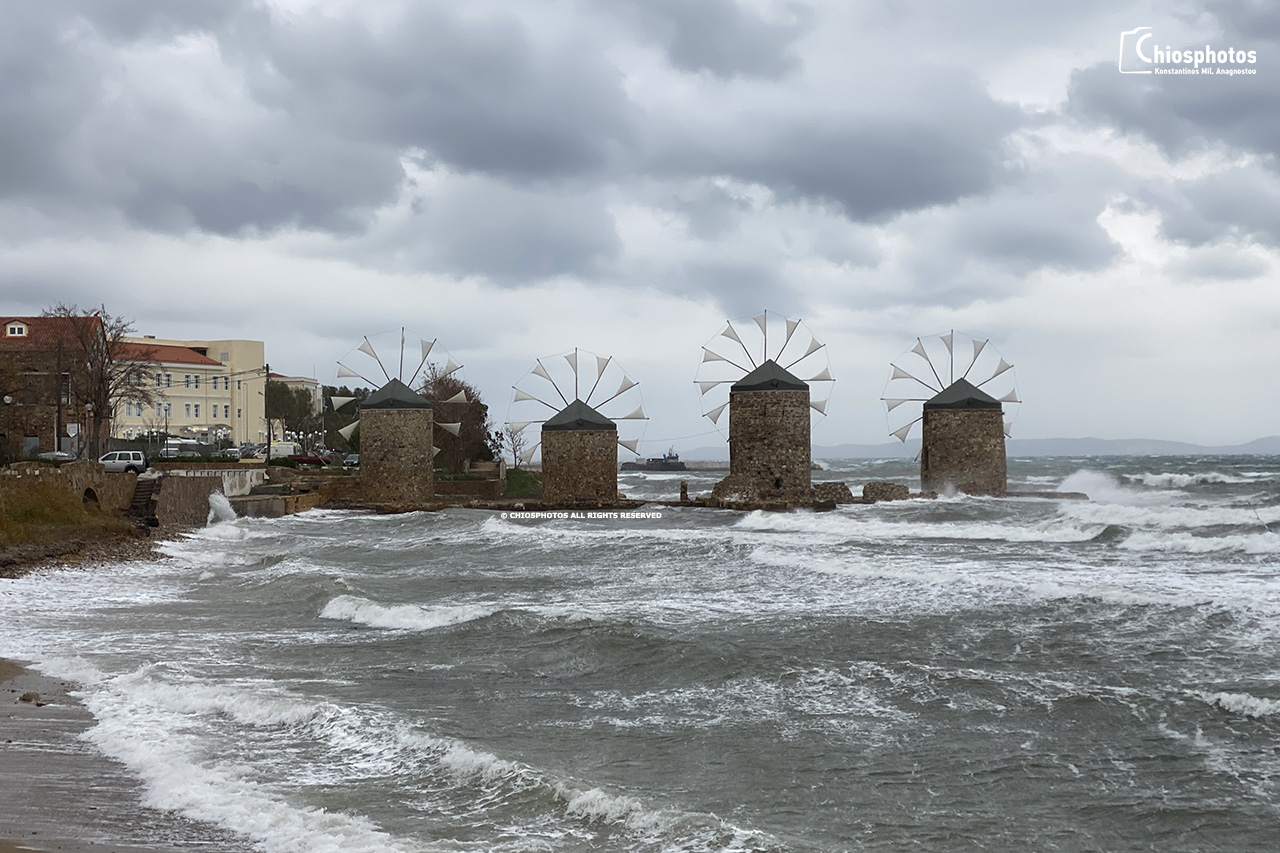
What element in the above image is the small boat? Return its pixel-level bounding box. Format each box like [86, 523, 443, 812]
[621, 448, 688, 471]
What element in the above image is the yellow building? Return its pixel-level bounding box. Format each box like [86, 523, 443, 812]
[117, 337, 267, 446]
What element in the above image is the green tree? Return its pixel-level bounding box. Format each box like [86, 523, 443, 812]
[265, 380, 314, 444]
[417, 364, 497, 474]
[322, 385, 368, 450]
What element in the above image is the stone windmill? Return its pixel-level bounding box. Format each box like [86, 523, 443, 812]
[881, 330, 1020, 496]
[507, 349, 646, 504]
[695, 312, 834, 505]
[330, 329, 469, 503]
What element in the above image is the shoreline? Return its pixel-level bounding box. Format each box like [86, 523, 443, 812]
[1, 657, 257, 853]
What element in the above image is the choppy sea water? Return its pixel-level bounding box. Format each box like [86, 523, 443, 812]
[2, 455, 1280, 852]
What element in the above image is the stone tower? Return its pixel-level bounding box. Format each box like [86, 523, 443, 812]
[713, 360, 811, 504]
[920, 378, 1006, 496]
[359, 378, 435, 506]
[541, 399, 618, 504]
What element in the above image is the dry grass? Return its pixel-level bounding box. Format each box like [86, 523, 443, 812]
[0, 479, 133, 549]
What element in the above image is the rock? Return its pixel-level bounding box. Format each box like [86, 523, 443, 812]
[812, 500, 836, 512]
[812, 482, 855, 505]
[19, 691, 41, 705]
[863, 481, 910, 503]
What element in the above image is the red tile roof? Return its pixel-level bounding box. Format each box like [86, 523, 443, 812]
[118, 341, 224, 367]
[0, 315, 102, 350]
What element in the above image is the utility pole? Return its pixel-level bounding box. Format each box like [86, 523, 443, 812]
[264, 363, 271, 467]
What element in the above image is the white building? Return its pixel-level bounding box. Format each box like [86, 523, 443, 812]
[116, 337, 267, 446]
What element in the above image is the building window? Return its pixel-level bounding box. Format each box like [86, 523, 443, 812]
[194, 375, 200, 390]
[125, 402, 132, 417]
[155, 372, 162, 386]
[237, 379, 242, 390]
[6, 323, 27, 336]
[237, 408, 242, 419]
[156, 403, 162, 418]
[184, 404, 191, 418]
[184, 374, 190, 388]
[223, 405, 230, 419]
[194, 403, 200, 419]
[165, 374, 172, 387]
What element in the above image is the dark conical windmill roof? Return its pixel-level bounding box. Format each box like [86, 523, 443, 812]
[732, 359, 807, 392]
[924, 378, 1002, 410]
[362, 378, 433, 410]
[542, 399, 617, 431]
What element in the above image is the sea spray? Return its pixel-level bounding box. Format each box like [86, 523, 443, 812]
[207, 491, 237, 525]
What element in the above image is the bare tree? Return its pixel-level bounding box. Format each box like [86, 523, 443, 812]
[504, 423, 527, 469]
[41, 303, 158, 459]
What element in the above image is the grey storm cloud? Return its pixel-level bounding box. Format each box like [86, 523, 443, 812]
[1139, 167, 1280, 248]
[596, 0, 812, 79]
[657, 70, 1023, 222]
[1068, 0, 1280, 164]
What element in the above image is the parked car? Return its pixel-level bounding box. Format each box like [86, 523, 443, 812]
[99, 450, 148, 474]
[343, 453, 360, 468]
[216, 447, 242, 460]
[37, 451, 77, 463]
[295, 451, 342, 466]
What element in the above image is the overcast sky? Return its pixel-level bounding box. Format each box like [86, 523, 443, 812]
[3, 0, 1277, 452]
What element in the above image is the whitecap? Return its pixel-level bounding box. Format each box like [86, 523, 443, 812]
[319, 594, 496, 631]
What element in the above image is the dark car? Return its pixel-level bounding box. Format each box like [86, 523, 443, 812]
[295, 451, 341, 466]
[343, 453, 360, 468]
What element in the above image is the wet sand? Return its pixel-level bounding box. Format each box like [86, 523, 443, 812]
[0, 658, 255, 853]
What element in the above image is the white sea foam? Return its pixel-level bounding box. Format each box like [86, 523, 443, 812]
[1119, 529, 1280, 555]
[1057, 470, 1173, 505]
[1129, 471, 1252, 488]
[734, 508, 1105, 544]
[319, 594, 496, 631]
[207, 491, 238, 525]
[1199, 691, 1280, 718]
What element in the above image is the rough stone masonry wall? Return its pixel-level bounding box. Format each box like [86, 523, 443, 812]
[541, 429, 617, 504]
[360, 408, 435, 506]
[921, 408, 1007, 496]
[718, 388, 811, 503]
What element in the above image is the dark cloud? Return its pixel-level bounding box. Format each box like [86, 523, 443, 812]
[1140, 167, 1280, 248]
[363, 176, 621, 283]
[598, 0, 812, 79]
[1068, 0, 1280, 164]
[677, 261, 792, 316]
[659, 70, 1022, 222]
[260, 5, 638, 181]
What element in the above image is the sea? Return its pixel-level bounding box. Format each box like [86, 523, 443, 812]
[2, 455, 1280, 852]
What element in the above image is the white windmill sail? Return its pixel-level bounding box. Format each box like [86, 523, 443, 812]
[941, 332, 954, 354]
[911, 339, 928, 358]
[618, 406, 646, 420]
[883, 398, 909, 412]
[441, 358, 462, 378]
[444, 390, 468, 404]
[513, 388, 541, 403]
[507, 421, 536, 434]
[783, 317, 800, 350]
[338, 421, 359, 441]
[753, 312, 768, 335]
[998, 390, 1020, 403]
[702, 349, 730, 363]
[706, 401, 729, 424]
[697, 380, 728, 395]
[721, 322, 744, 345]
[336, 363, 365, 380]
[618, 438, 640, 454]
[807, 367, 833, 382]
[1004, 421, 1013, 437]
[357, 338, 378, 358]
[330, 396, 356, 410]
[891, 423, 916, 442]
[595, 354, 611, 375]
[564, 350, 577, 371]
[432, 446, 441, 458]
[519, 446, 539, 465]
[532, 361, 553, 382]
[810, 399, 827, 414]
[420, 339, 435, 361]
[437, 422, 462, 437]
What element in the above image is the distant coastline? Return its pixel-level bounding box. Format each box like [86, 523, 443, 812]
[679, 435, 1280, 461]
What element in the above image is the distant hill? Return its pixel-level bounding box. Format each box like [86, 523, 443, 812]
[681, 436, 1280, 461]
